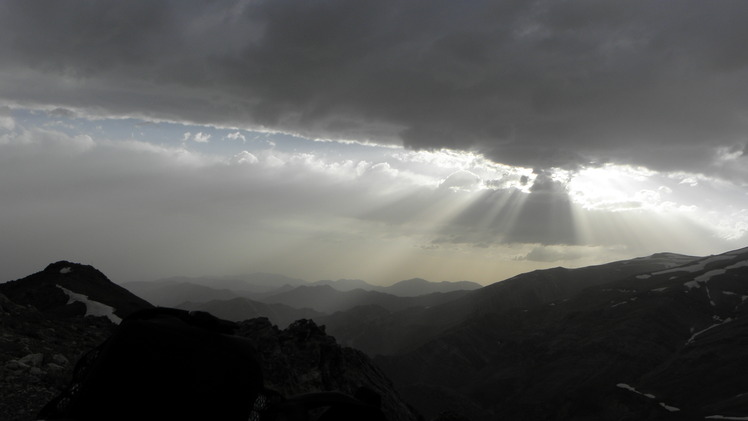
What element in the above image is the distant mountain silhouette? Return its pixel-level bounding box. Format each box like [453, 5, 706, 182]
[122, 280, 240, 307]
[310, 278, 482, 296]
[259, 284, 472, 314]
[377, 278, 482, 297]
[126, 272, 307, 294]
[310, 278, 377, 291]
[176, 297, 325, 328]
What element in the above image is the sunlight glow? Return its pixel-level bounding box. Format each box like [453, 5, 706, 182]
[567, 164, 661, 212]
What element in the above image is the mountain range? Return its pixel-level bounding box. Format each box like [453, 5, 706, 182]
[123, 276, 482, 307]
[123, 275, 481, 328]
[2, 247, 748, 420]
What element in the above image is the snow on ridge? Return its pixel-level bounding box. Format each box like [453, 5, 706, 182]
[686, 317, 732, 345]
[616, 383, 656, 399]
[617, 383, 679, 411]
[683, 260, 748, 291]
[654, 255, 734, 277]
[659, 402, 680, 412]
[56, 285, 122, 324]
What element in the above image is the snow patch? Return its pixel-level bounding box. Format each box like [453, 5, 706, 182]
[723, 291, 737, 296]
[617, 383, 679, 412]
[56, 285, 121, 324]
[636, 274, 651, 279]
[655, 255, 734, 276]
[59, 267, 72, 274]
[682, 260, 748, 292]
[611, 301, 627, 308]
[684, 280, 701, 289]
[616, 383, 655, 399]
[686, 317, 732, 345]
[659, 402, 680, 412]
[651, 287, 668, 292]
[705, 416, 748, 420]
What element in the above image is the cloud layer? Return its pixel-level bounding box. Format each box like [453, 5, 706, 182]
[1, 1, 747, 179]
[1, 112, 743, 284]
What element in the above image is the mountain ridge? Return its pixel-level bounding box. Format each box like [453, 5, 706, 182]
[374, 247, 748, 420]
[323, 251, 703, 357]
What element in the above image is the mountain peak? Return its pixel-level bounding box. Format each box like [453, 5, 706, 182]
[398, 278, 429, 285]
[0, 261, 151, 322]
[43, 260, 94, 275]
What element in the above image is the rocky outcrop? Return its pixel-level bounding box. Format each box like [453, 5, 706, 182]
[237, 317, 421, 421]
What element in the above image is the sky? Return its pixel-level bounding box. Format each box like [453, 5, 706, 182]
[1, 0, 747, 286]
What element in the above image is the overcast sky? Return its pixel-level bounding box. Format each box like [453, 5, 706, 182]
[1, 0, 747, 285]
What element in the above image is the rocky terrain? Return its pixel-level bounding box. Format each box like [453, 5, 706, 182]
[236, 317, 420, 421]
[0, 292, 118, 420]
[0, 261, 421, 421]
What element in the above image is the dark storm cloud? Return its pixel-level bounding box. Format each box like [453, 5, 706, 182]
[1, 0, 748, 178]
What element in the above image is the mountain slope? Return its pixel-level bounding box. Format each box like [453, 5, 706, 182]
[375, 247, 748, 420]
[325, 252, 701, 356]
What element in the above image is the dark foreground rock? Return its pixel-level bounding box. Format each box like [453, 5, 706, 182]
[237, 317, 422, 421]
